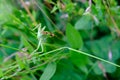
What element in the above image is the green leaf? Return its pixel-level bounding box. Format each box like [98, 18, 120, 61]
[86, 36, 120, 61]
[16, 54, 25, 69]
[86, 36, 118, 74]
[66, 23, 83, 49]
[40, 62, 57, 80]
[69, 51, 90, 73]
[93, 62, 116, 74]
[102, 62, 116, 73]
[21, 35, 34, 52]
[65, 3, 74, 13]
[51, 60, 82, 80]
[75, 15, 93, 30]
[93, 63, 103, 75]
[51, 6, 58, 13]
[0, 69, 3, 77]
[70, 51, 90, 66]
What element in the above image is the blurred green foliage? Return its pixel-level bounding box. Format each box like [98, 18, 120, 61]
[0, 0, 120, 80]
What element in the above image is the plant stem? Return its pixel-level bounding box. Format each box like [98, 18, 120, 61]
[39, 47, 120, 68]
[102, 0, 120, 36]
[20, 0, 37, 26]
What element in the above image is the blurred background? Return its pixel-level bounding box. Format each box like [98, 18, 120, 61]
[0, 0, 120, 80]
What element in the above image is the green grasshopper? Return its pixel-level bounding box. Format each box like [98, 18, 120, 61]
[32, 24, 46, 53]
[32, 24, 55, 53]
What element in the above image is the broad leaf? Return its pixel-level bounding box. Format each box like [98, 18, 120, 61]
[40, 62, 57, 80]
[51, 60, 82, 80]
[86, 36, 119, 74]
[75, 15, 93, 30]
[93, 62, 116, 74]
[69, 51, 90, 73]
[66, 23, 83, 49]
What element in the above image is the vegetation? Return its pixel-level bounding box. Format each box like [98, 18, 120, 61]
[0, 0, 120, 80]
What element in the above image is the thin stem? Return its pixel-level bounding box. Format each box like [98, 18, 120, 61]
[25, 59, 37, 80]
[84, 62, 97, 79]
[20, 0, 37, 25]
[34, 0, 58, 30]
[68, 47, 120, 68]
[1, 44, 120, 68]
[1, 45, 120, 79]
[38, 47, 120, 68]
[102, 0, 120, 36]
[0, 44, 21, 51]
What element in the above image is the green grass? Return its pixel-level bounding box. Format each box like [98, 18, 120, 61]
[0, 0, 120, 80]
